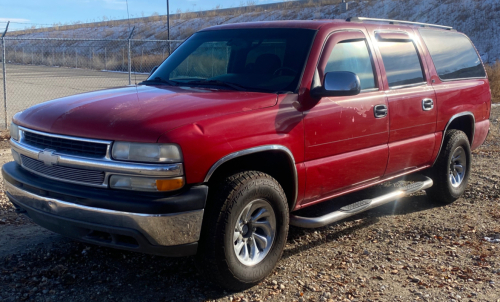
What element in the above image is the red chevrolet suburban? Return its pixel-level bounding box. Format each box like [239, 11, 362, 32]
[4, 17, 491, 289]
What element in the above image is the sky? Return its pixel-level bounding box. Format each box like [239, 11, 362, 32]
[0, 0, 286, 32]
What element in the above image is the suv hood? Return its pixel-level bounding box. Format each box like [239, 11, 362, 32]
[14, 85, 277, 142]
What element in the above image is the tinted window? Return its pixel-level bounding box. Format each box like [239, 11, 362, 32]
[245, 39, 286, 68]
[420, 30, 486, 80]
[171, 41, 229, 79]
[152, 28, 316, 93]
[325, 40, 376, 90]
[378, 41, 425, 87]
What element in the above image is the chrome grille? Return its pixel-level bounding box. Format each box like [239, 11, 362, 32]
[21, 155, 105, 185]
[23, 131, 108, 157]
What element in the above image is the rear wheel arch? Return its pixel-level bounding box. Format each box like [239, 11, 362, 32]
[434, 112, 475, 165]
[204, 145, 298, 211]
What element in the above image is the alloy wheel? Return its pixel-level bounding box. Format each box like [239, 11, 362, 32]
[449, 146, 467, 188]
[233, 199, 276, 266]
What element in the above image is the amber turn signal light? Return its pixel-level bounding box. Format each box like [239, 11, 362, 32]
[156, 177, 185, 191]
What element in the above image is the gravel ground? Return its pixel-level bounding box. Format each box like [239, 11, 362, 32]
[0, 108, 499, 302]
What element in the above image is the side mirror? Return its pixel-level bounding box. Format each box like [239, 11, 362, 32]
[310, 71, 361, 98]
[149, 66, 159, 77]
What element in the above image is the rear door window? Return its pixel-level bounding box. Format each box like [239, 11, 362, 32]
[377, 40, 425, 88]
[419, 29, 486, 80]
[325, 40, 376, 90]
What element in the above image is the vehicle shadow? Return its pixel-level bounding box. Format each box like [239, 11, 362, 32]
[283, 176, 446, 259]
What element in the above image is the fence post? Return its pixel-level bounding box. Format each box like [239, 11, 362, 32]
[104, 47, 107, 70]
[140, 47, 143, 73]
[52, 48, 54, 66]
[2, 21, 10, 129]
[31, 47, 33, 65]
[128, 40, 131, 85]
[75, 48, 77, 68]
[127, 26, 135, 85]
[22, 47, 24, 64]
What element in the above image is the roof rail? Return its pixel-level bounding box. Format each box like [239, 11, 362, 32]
[346, 17, 453, 30]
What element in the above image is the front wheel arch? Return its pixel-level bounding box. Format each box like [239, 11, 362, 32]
[204, 146, 298, 211]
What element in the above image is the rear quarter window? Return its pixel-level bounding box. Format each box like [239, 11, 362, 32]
[419, 29, 486, 80]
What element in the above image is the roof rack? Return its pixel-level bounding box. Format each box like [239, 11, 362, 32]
[346, 17, 453, 30]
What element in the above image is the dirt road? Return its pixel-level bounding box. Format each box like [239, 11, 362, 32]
[0, 108, 499, 302]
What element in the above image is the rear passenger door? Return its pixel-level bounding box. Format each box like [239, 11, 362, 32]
[371, 31, 437, 176]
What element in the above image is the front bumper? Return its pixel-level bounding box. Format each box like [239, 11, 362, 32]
[3, 162, 207, 257]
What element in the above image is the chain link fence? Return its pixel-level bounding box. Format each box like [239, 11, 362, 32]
[0, 37, 184, 129]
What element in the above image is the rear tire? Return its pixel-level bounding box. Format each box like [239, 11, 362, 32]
[197, 171, 289, 290]
[425, 130, 471, 204]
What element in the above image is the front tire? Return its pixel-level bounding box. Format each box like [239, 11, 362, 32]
[426, 129, 471, 204]
[197, 171, 289, 290]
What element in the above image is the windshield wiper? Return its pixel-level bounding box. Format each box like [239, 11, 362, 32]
[183, 80, 249, 91]
[139, 77, 179, 86]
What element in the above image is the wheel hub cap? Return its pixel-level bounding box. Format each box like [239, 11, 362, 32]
[233, 199, 276, 266]
[241, 224, 249, 236]
[449, 146, 466, 188]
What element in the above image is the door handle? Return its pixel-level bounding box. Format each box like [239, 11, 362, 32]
[374, 104, 388, 118]
[422, 98, 434, 111]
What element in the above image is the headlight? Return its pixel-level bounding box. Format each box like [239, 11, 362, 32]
[10, 122, 20, 141]
[112, 142, 182, 163]
[109, 175, 184, 192]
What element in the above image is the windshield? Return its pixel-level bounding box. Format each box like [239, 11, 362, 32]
[148, 28, 316, 93]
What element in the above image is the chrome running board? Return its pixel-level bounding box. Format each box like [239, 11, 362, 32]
[289, 177, 433, 228]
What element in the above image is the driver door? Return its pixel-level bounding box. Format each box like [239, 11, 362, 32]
[302, 31, 389, 204]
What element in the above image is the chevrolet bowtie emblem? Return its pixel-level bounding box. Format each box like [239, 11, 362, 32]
[38, 149, 59, 166]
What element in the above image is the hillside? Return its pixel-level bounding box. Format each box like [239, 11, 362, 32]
[5, 0, 500, 63]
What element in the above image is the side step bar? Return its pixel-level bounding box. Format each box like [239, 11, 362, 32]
[290, 177, 433, 228]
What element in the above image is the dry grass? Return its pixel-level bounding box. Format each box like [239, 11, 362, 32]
[486, 61, 500, 103]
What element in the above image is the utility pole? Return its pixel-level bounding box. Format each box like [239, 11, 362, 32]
[166, 0, 170, 41]
[166, 0, 171, 55]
